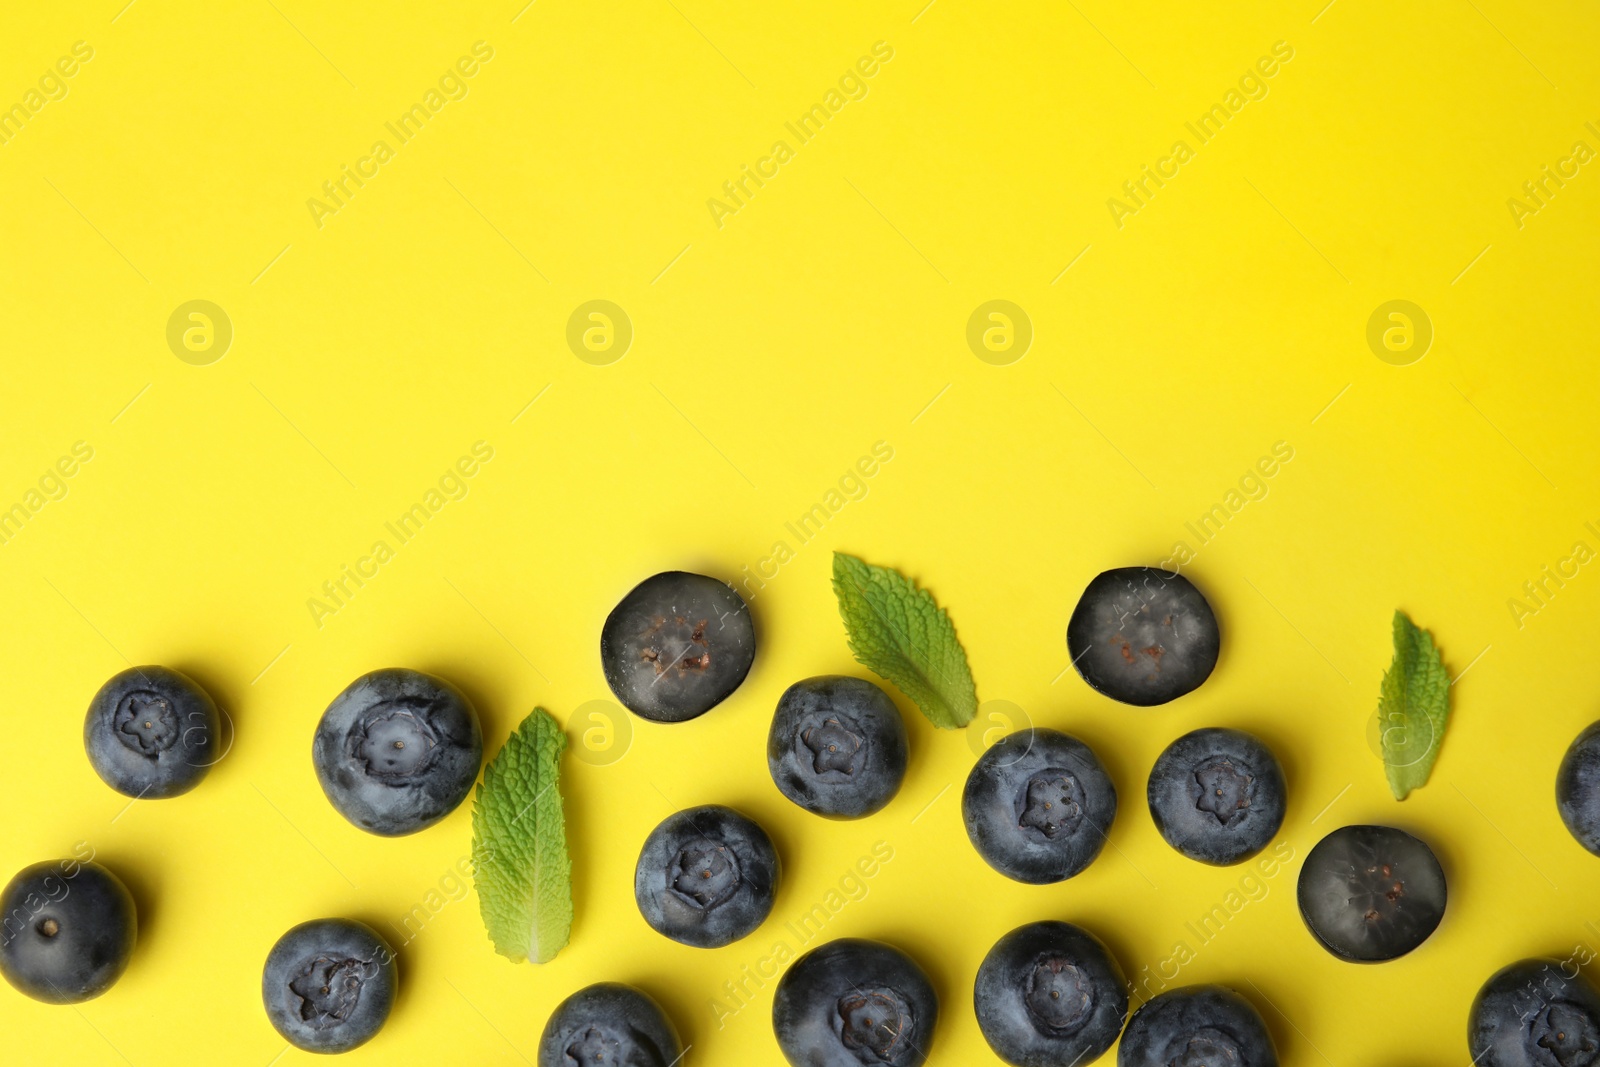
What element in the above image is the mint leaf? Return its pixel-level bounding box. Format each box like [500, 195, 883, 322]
[832, 552, 978, 729]
[1377, 610, 1450, 800]
[472, 707, 572, 963]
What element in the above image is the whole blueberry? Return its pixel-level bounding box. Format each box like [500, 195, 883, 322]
[601, 571, 756, 723]
[768, 676, 908, 819]
[1297, 824, 1446, 962]
[1067, 568, 1220, 707]
[634, 805, 779, 948]
[1557, 720, 1600, 855]
[1147, 728, 1286, 866]
[963, 728, 1118, 884]
[1118, 985, 1277, 1067]
[1468, 957, 1600, 1067]
[974, 920, 1128, 1066]
[0, 860, 136, 1004]
[313, 668, 483, 836]
[262, 918, 396, 1054]
[83, 665, 222, 798]
[773, 938, 938, 1067]
[538, 982, 683, 1067]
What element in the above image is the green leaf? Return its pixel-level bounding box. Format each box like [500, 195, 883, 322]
[831, 552, 978, 729]
[1377, 610, 1451, 800]
[471, 707, 572, 963]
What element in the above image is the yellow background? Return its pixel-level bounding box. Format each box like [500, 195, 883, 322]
[1, 1, 1598, 1063]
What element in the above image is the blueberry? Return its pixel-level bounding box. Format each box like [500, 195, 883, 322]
[1118, 985, 1277, 1067]
[1067, 568, 1220, 706]
[313, 668, 483, 837]
[262, 918, 396, 1054]
[83, 665, 222, 798]
[1147, 728, 1286, 866]
[768, 676, 908, 819]
[634, 805, 779, 948]
[1468, 957, 1600, 1067]
[974, 920, 1128, 1066]
[1557, 720, 1600, 855]
[0, 860, 136, 1004]
[538, 982, 683, 1067]
[1297, 824, 1446, 962]
[601, 571, 756, 723]
[963, 728, 1118, 884]
[773, 938, 938, 1067]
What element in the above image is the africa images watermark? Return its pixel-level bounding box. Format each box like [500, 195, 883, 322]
[0, 441, 96, 548]
[1107, 41, 1295, 229]
[1506, 121, 1600, 231]
[1506, 520, 1600, 630]
[306, 41, 496, 230]
[1159, 440, 1294, 573]
[0, 40, 94, 148]
[706, 41, 896, 230]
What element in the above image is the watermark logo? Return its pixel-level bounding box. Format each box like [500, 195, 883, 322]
[567, 300, 632, 365]
[1366, 300, 1431, 366]
[966, 300, 1032, 365]
[167, 300, 232, 366]
[568, 699, 632, 767]
[965, 699, 1035, 762]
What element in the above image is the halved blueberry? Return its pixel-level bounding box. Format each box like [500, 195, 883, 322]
[634, 805, 779, 948]
[601, 571, 756, 723]
[83, 665, 222, 798]
[262, 918, 396, 1054]
[975, 920, 1128, 1066]
[1469, 958, 1600, 1067]
[768, 676, 908, 819]
[1118, 985, 1277, 1066]
[1297, 824, 1446, 962]
[0, 859, 137, 1004]
[1067, 568, 1220, 706]
[1147, 728, 1286, 866]
[773, 938, 938, 1067]
[538, 983, 683, 1067]
[313, 668, 483, 836]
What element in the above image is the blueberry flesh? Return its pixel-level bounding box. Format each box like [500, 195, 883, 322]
[312, 668, 483, 837]
[1297, 824, 1446, 962]
[83, 665, 222, 798]
[773, 938, 938, 1067]
[974, 920, 1128, 1067]
[1118, 985, 1277, 1067]
[1468, 957, 1600, 1067]
[963, 728, 1118, 884]
[1557, 720, 1600, 855]
[262, 918, 396, 1054]
[0, 860, 136, 1004]
[1067, 568, 1220, 707]
[634, 805, 779, 948]
[1147, 728, 1286, 866]
[538, 982, 683, 1067]
[600, 571, 756, 723]
[768, 676, 909, 819]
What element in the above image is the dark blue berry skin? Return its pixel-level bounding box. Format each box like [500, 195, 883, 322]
[963, 728, 1118, 885]
[313, 668, 483, 837]
[773, 938, 938, 1067]
[1147, 728, 1286, 866]
[1557, 720, 1600, 854]
[538, 983, 682, 1067]
[1469, 958, 1600, 1067]
[0, 860, 136, 1004]
[262, 918, 396, 1054]
[768, 676, 908, 819]
[1118, 985, 1277, 1067]
[601, 571, 756, 723]
[1067, 568, 1220, 707]
[83, 665, 222, 798]
[974, 921, 1128, 1067]
[634, 805, 779, 948]
[1297, 824, 1446, 962]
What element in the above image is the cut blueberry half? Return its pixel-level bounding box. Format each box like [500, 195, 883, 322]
[83, 665, 222, 798]
[773, 938, 938, 1067]
[1147, 728, 1286, 866]
[768, 676, 908, 819]
[313, 668, 483, 836]
[634, 805, 779, 948]
[601, 571, 756, 723]
[1297, 824, 1446, 962]
[263, 918, 396, 1054]
[975, 920, 1128, 1066]
[963, 728, 1118, 884]
[1118, 985, 1277, 1067]
[0, 859, 137, 1004]
[538, 982, 683, 1067]
[1557, 720, 1600, 855]
[1469, 958, 1600, 1067]
[1067, 568, 1220, 706]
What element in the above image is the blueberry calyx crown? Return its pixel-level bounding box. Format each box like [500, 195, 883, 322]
[347, 699, 442, 783]
[566, 1026, 632, 1067]
[1193, 756, 1255, 827]
[801, 716, 864, 777]
[669, 840, 742, 910]
[1017, 769, 1086, 840]
[1023, 953, 1093, 1035]
[1168, 1027, 1245, 1066]
[113, 690, 180, 756]
[836, 986, 913, 1060]
[289, 953, 378, 1030]
[1531, 1001, 1600, 1067]
[638, 615, 712, 677]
